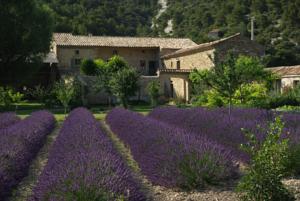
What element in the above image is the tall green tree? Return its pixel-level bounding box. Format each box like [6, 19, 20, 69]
[109, 68, 139, 108]
[190, 52, 271, 112]
[0, 0, 53, 86]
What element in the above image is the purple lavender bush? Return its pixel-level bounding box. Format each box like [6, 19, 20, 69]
[149, 106, 300, 162]
[30, 108, 145, 201]
[0, 112, 20, 129]
[0, 111, 55, 200]
[106, 108, 238, 189]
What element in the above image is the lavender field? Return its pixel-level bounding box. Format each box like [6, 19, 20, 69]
[107, 108, 238, 189]
[149, 107, 300, 162]
[2, 106, 300, 201]
[0, 111, 55, 199]
[30, 108, 145, 201]
[0, 112, 21, 129]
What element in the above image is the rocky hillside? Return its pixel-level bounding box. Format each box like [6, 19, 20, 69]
[41, 0, 300, 67]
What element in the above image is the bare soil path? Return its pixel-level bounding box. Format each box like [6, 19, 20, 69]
[9, 124, 61, 201]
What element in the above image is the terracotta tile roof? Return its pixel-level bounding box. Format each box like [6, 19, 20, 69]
[159, 69, 193, 73]
[266, 65, 300, 77]
[161, 33, 242, 59]
[53, 33, 197, 49]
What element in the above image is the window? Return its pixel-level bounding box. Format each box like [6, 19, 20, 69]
[171, 61, 173, 68]
[275, 79, 282, 93]
[140, 60, 146, 67]
[112, 50, 118, 55]
[176, 60, 181, 69]
[293, 80, 300, 88]
[75, 58, 82, 66]
[148, 61, 157, 76]
[75, 50, 80, 55]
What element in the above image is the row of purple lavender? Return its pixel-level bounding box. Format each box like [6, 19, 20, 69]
[0, 112, 21, 129]
[30, 108, 145, 201]
[106, 108, 238, 189]
[0, 111, 55, 200]
[149, 107, 300, 161]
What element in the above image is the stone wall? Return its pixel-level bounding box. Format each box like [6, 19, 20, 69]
[215, 35, 265, 61]
[56, 46, 161, 75]
[162, 35, 265, 71]
[159, 73, 190, 101]
[281, 76, 300, 90]
[162, 48, 215, 70]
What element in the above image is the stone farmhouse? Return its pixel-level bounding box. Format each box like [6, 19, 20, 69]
[267, 65, 300, 93]
[46, 33, 264, 104]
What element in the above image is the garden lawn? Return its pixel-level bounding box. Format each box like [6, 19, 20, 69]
[0, 102, 153, 122]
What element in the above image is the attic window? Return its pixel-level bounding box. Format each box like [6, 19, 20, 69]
[75, 50, 80, 55]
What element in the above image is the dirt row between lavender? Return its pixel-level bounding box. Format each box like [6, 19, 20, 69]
[9, 124, 61, 201]
[101, 121, 300, 201]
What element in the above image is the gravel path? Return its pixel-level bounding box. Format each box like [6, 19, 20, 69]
[9, 125, 61, 201]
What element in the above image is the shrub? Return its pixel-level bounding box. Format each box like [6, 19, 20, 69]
[109, 68, 139, 108]
[94, 58, 107, 74]
[107, 108, 238, 189]
[0, 111, 55, 199]
[192, 89, 225, 107]
[30, 108, 145, 201]
[27, 85, 49, 103]
[147, 81, 160, 107]
[233, 83, 268, 107]
[0, 112, 20, 129]
[80, 59, 98, 75]
[0, 86, 24, 110]
[237, 117, 295, 201]
[287, 143, 300, 176]
[53, 78, 76, 114]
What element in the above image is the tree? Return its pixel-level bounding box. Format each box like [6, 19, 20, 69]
[191, 52, 240, 115]
[27, 85, 49, 105]
[53, 79, 75, 114]
[147, 81, 160, 107]
[80, 59, 98, 76]
[190, 52, 271, 113]
[0, 0, 53, 86]
[94, 56, 130, 106]
[237, 117, 295, 201]
[109, 68, 139, 108]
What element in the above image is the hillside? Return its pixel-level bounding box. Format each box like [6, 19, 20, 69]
[40, 0, 159, 36]
[41, 0, 300, 67]
[155, 0, 300, 67]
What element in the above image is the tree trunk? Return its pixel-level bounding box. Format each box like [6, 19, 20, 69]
[121, 97, 128, 109]
[228, 95, 232, 122]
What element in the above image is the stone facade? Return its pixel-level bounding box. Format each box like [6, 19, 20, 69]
[51, 33, 266, 104]
[267, 66, 300, 93]
[162, 34, 265, 71]
[160, 34, 265, 102]
[159, 72, 190, 102]
[162, 49, 215, 71]
[56, 46, 160, 76]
